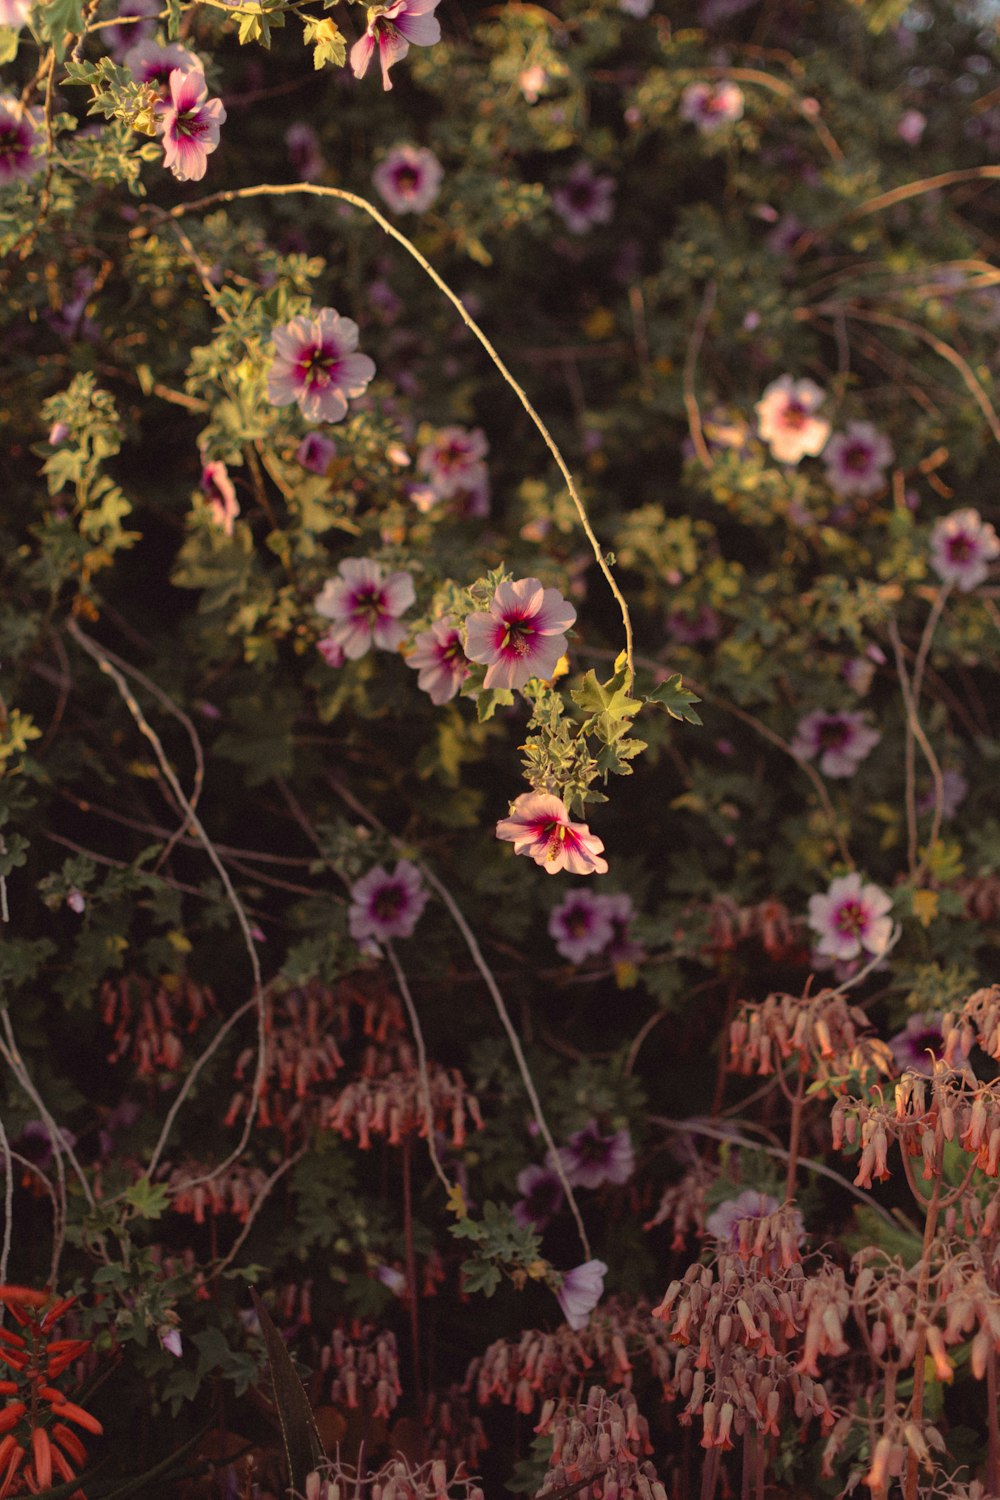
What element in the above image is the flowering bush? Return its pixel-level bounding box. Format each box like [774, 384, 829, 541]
[2, 0, 1000, 1497]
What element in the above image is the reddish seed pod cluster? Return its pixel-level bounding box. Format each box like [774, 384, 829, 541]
[698, 895, 804, 963]
[644, 1161, 715, 1249]
[163, 1159, 269, 1222]
[422, 1384, 490, 1476]
[942, 984, 1000, 1066]
[533, 1385, 665, 1500]
[320, 1324, 403, 1419]
[729, 988, 894, 1091]
[101, 972, 215, 1077]
[320, 1038, 482, 1150]
[304, 1455, 485, 1500]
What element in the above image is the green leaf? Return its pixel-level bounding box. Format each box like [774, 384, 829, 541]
[645, 674, 703, 725]
[0, 26, 18, 62]
[476, 687, 514, 722]
[122, 1176, 170, 1221]
[249, 1289, 325, 1493]
[39, 0, 84, 57]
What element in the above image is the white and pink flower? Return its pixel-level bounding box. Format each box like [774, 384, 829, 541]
[406, 618, 469, 704]
[556, 1259, 608, 1331]
[560, 1122, 635, 1190]
[548, 889, 615, 963]
[373, 144, 443, 214]
[823, 421, 894, 497]
[552, 161, 616, 235]
[201, 461, 239, 534]
[267, 307, 376, 424]
[348, 860, 428, 945]
[315, 558, 415, 659]
[0, 0, 32, 30]
[754, 376, 831, 465]
[929, 507, 1000, 591]
[680, 81, 745, 133]
[465, 577, 575, 691]
[297, 432, 338, 475]
[495, 792, 608, 877]
[350, 0, 442, 91]
[0, 96, 44, 185]
[790, 710, 881, 778]
[513, 1163, 564, 1230]
[155, 68, 226, 183]
[808, 872, 893, 963]
[417, 426, 488, 501]
[124, 39, 200, 93]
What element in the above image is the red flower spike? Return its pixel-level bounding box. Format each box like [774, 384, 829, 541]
[0, 1438, 25, 1499]
[0, 1288, 49, 1311]
[31, 1426, 52, 1489]
[0, 1406, 25, 1435]
[52, 1422, 87, 1467]
[41, 1297, 77, 1331]
[44, 1399, 102, 1436]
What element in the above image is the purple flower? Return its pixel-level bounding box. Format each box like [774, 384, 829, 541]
[267, 307, 376, 424]
[808, 872, 893, 963]
[897, 109, 927, 145]
[465, 577, 575, 692]
[350, 0, 442, 91]
[297, 432, 338, 474]
[315, 558, 415, 660]
[790, 710, 881, 778]
[0, 96, 44, 185]
[104, 0, 158, 57]
[602, 892, 644, 967]
[755, 376, 830, 465]
[552, 162, 615, 235]
[373, 144, 444, 214]
[680, 81, 745, 133]
[548, 890, 615, 963]
[376, 1264, 408, 1296]
[555, 1259, 608, 1331]
[201, 461, 239, 534]
[917, 768, 968, 820]
[496, 793, 608, 878]
[348, 860, 428, 945]
[889, 1012, 967, 1076]
[285, 121, 325, 181]
[417, 426, 488, 502]
[155, 69, 226, 183]
[822, 421, 894, 498]
[666, 605, 721, 646]
[929, 508, 1000, 591]
[406, 618, 469, 705]
[560, 1121, 635, 1190]
[512, 1163, 564, 1230]
[124, 39, 201, 92]
[705, 1190, 780, 1248]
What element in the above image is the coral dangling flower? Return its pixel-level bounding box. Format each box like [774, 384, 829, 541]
[267, 307, 376, 425]
[790, 709, 880, 778]
[406, 618, 469, 704]
[808, 872, 893, 962]
[349, 860, 429, 945]
[465, 578, 576, 691]
[495, 793, 607, 876]
[155, 68, 226, 183]
[754, 375, 830, 465]
[555, 1259, 608, 1331]
[929, 507, 1000, 591]
[315, 558, 415, 659]
[350, 0, 442, 91]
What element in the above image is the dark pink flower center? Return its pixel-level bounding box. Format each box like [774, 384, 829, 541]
[297, 342, 341, 391]
[566, 181, 596, 210]
[174, 110, 209, 142]
[351, 585, 387, 620]
[781, 401, 808, 430]
[946, 533, 975, 563]
[0, 121, 30, 166]
[394, 164, 421, 193]
[817, 718, 850, 751]
[565, 907, 592, 939]
[834, 899, 867, 937]
[500, 617, 537, 657]
[843, 443, 872, 472]
[574, 1132, 611, 1166]
[523, 1174, 561, 1218]
[373, 883, 405, 921]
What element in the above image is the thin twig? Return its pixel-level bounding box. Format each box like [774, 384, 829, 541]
[385, 941, 454, 1198]
[682, 281, 718, 471]
[844, 165, 1000, 223]
[211, 1143, 308, 1278]
[0, 1119, 13, 1294]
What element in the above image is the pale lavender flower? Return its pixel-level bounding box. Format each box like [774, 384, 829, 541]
[917, 768, 968, 819]
[156, 68, 226, 183]
[755, 376, 830, 464]
[105, 0, 158, 58]
[705, 1190, 780, 1248]
[0, 96, 44, 185]
[495, 793, 608, 877]
[465, 577, 575, 691]
[406, 617, 469, 705]
[201, 461, 239, 534]
[158, 1326, 183, 1357]
[350, 0, 442, 91]
[268, 308, 375, 425]
[897, 109, 927, 145]
[373, 144, 443, 214]
[124, 39, 200, 93]
[376, 1264, 408, 1296]
[823, 421, 894, 497]
[513, 1163, 564, 1230]
[17, 1120, 77, 1171]
[48, 421, 70, 446]
[790, 710, 881, 778]
[315, 558, 415, 659]
[560, 1121, 635, 1190]
[417, 426, 488, 501]
[556, 1259, 608, 1331]
[680, 81, 745, 133]
[348, 860, 428, 945]
[552, 162, 616, 235]
[548, 889, 615, 963]
[666, 605, 721, 645]
[285, 121, 325, 181]
[297, 432, 338, 474]
[808, 872, 893, 962]
[619, 0, 653, 14]
[889, 1012, 967, 1076]
[929, 508, 1000, 591]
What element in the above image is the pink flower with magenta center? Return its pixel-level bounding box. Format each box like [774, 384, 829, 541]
[406, 618, 469, 705]
[513, 1163, 564, 1230]
[680, 81, 745, 133]
[349, 860, 428, 945]
[823, 421, 894, 498]
[495, 792, 608, 877]
[315, 557, 415, 660]
[201, 461, 239, 534]
[929, 507, 1000, 591]
[560, 1121, 635, 1190]
[373, 144, 443, 214]
[552, 161, 616, 235]
[297, 432, 338, 475]
[125, 40, 201, 93]
[808, 872, 893, 962]
[548, 889, 615, 963]
[268, 307, 376, 425]
[156, 68, 226, 183]
[556, 1259, 608, 1331]
[465, 577, 575, 691]
[350, 0, 442, 91]
[105, 0, 158, 58]
[417, 426, 488, 501]
[755, 375, 831, 465]
[0, 96, 44, 185]
[790, 709, 880, 778]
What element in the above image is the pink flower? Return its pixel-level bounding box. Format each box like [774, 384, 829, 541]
[889, 1012, 967, 1077]
[417, 426, 488, 501]
[158, 1326, 183, 1358]
[406, 618, 469, 704]
[552, 162, 616, 234]
[666, 605, 721, 645]
[156, 68, 226, 183]
[560, 1121, 635, 1190]
[822, 421, 894, 497]
[929, 507, 1000, 591]
[897, 109, 927, 145]
[373, 144, 443, 214]
[705, 1190, 780, 1247]
[513, 1163, 564, 1230]
[297, 432, 338, 474]
[201, 461, 239, 534]
[0, 0, 31, 29]
[285, 121, 325, 181]
[518, 64, 548, 103]
[125, 39, 201, 92]
[350, 0, 442, 91]
[496, 793, 607, 876]
[619, 0, 654, 15]
[680, 81, 745, 133]
[754, 376, 831, 465]
[267, 307, 376, 424]
[790, 710, 881, 778]
[317, 633, 346, 669]
[0, 96, 44, 185]
[105, 0, 158, 58]
[556, 1259, 608, 1331]
[315, 558, 415, 660]
[548, 889, 615, 963]
[465, 578, 575, 691]
[349, 860, 428, 945]
[808, 872, 893, 962]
